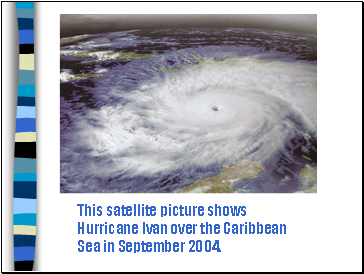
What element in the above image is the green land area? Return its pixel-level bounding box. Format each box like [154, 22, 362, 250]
[60, 50, 160, 62]
[178, 159, 265, 193]
[60, 35, 88, 44]
[302, 155, 312, 161]
[298, 164, 317, 192]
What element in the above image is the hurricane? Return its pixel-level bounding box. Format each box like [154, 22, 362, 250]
[60, 28, 317, 193]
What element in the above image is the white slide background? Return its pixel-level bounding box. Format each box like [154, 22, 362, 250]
[1, 2, 362, 272]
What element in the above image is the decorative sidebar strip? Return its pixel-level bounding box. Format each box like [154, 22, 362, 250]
[14, 2, 36, 271]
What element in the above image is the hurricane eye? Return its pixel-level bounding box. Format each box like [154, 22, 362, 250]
[212, 106, 220, 111]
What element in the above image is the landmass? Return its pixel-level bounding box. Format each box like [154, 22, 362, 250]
[178, 159, 265, 193]
[302, 155, 312, 161]
[60, 50, 160, 62]
[60, 35, 89, 44]
[295, 164, 317, 193]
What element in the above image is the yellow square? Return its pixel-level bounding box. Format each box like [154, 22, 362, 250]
[19, 54, 35, 70]
[13, 225, 36, 235]
[15, 132, 36, 142]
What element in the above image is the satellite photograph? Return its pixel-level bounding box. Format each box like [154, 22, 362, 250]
[60, 15, 317, 193]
